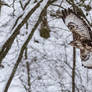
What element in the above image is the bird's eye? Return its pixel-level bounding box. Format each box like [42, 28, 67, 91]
[68, 24, 75, 30]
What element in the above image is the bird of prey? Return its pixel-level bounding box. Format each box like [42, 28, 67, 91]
[60, 8, 92, 68]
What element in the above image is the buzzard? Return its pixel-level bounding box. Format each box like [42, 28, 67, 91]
[60, 8, 92, 68]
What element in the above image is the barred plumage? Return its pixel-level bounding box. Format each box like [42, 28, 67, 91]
[61, 8, 92, 68]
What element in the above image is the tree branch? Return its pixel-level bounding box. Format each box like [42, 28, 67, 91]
[72, 34, 76, 92]
[3, 0, 57, 92]
[0, 0, 43, 65]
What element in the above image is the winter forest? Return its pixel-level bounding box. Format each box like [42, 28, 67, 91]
[0, 0, 92, 92]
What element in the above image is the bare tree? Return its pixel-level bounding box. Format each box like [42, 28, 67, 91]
[0, 0, 92, 92]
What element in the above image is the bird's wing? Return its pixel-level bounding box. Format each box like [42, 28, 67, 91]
[61, 8, 92, 40]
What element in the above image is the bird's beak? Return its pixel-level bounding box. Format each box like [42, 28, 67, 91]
[68, 41, 74, 46]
